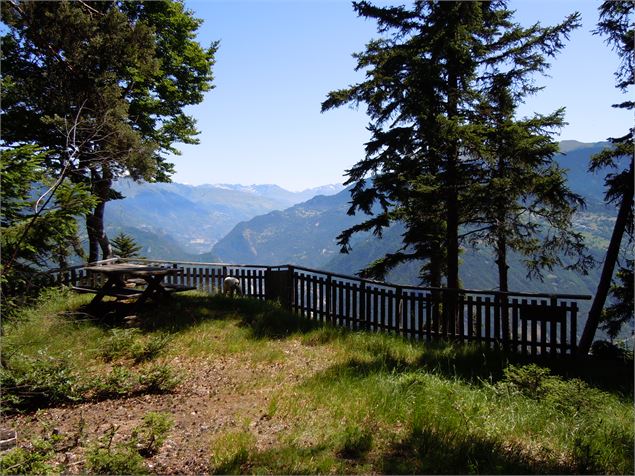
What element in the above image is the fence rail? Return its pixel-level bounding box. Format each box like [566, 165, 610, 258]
[48, 259, 590, 356]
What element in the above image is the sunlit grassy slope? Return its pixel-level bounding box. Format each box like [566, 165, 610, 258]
[1, 289, 633, 475]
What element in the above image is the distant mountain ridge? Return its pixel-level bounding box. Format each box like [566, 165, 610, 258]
[209, 141, 619, 297]
[104, 178, 344, 258]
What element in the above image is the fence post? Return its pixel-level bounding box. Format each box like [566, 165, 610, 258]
[287, 266, 295, 311]
[396, 286, 403, 334]
[326, 274, 332, 324]
[360, 281, 368, 331]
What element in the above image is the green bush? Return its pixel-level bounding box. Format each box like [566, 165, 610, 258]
[131, 334, 171, 363]
[101, 329, 171, 363]
[91, 365, 136, 399]
[85, 444, 146, 475]
[0, 439, 56, 475]
[137, 363, 181, 393]
[131, 412, 174, 456]
[0, 351, 81, 413]
[101, 328, 141, 362]
[497, 363, 551, 398]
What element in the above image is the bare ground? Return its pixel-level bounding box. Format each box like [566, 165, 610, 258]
[1, 338, 335, 474]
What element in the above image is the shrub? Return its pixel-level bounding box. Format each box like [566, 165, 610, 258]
[137, 363, 181, 393]
[132, 334, 171, 363]
[85, 444, 146, 475]
[0, 351, 81, 413]
[91, 366, 136, 399]
[0, 439, 56, 475]
[497, 363, 551, 398]
[131, 412, 173, 456]
[101, 328, 141, 362]
[101, 329, 171, 363]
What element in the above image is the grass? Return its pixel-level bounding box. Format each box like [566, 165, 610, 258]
[1, 287, 633, 474]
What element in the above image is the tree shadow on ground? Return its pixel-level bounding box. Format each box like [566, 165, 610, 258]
[78, 294, 633, 396]
[78, 292, 321, 337]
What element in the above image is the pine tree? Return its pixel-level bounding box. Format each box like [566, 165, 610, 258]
[322, 0, 580, 297]
[1, 1, 217, 263]
[111, 233, 144, 259]
[579, 1, 634, 353]
[474, 76, 593, 295]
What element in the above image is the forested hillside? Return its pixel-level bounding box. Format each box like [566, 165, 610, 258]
[210, 142, 622, 298]
[104, 180, 343, 257]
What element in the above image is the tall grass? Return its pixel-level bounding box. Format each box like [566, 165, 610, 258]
[1, 288, 632, 474]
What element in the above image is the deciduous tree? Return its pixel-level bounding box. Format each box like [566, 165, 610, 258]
[1, 0, 217, 262]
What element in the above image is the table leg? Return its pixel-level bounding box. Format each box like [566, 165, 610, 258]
[135, 275, 169, 306]
[90, 277, 121, 305]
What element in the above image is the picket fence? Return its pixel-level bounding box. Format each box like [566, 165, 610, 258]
[48, 258, 591, 356]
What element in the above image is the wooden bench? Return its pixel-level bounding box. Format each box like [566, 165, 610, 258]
[162, 284, 197, 293]
[71, 285, 144, 299]
[72, 284, 196, 298]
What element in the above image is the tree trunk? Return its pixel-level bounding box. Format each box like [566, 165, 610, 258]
[86, 167, 113, 263]
[445, 67, 460, 333]
[578, 174, 633, 354]
[496, 232, 511, 343]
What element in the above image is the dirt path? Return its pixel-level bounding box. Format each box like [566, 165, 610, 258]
[2, 339, 334, 474]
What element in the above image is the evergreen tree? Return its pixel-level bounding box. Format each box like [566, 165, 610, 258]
[579, 1, 634, 353]
[1, 145, 96, 304]
[111, 233, 144, 259]
[474, 76, 593, 295]
[1, 0, 217, 263]
[599, 260, 634, 341]
[322, 0, 580, 296]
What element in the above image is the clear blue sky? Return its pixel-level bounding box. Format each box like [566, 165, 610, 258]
[171, 0, 632, 191]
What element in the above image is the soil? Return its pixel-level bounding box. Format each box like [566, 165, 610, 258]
[1, 339, 334, 474]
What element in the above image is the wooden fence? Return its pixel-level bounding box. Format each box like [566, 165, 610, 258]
[48, 259, 591, 356]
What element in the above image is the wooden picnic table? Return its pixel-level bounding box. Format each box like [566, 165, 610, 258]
[73, 263, 192, 307]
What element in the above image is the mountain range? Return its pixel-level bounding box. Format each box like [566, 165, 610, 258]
[105, 180, 344, 258]
[104, 140, 624, 299]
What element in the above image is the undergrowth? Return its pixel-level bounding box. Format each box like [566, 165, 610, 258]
[1, 288, 633, 474]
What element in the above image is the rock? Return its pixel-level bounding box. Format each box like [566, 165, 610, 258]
[0, 428, 17, 451]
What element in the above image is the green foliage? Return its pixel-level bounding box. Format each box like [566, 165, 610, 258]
[0, 438, 57, 475]
[0, 351, 82, 413]
[85, 427, 146, 476]
[90, 363, 180, 400]
[137, 363, 182, 393]
[322, 1, 581, 289]
[0, 146, 96, 306]
[131, 412, 174, 457]
[100, 328, 170, 363]
[91, 366, 137, 399]
[111, 232, 145, 259]
[86, 412, 174, 473]
[1, 0, 218, 261]
[497, 364, 606, 417]
[209, 430, 255, 475]
[600, 260, 634, 340]
[580, 1, 634, 352]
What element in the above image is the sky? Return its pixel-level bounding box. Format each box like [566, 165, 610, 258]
[170, 0, 632, 191]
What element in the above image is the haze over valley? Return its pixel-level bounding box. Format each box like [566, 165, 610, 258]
[106, 141, 622, 299]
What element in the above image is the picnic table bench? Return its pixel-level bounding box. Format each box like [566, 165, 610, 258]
[72, 263, 195, 307]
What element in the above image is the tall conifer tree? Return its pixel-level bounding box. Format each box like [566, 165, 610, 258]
[579, 1, 634, 353]
[322, 1, 580, 296]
